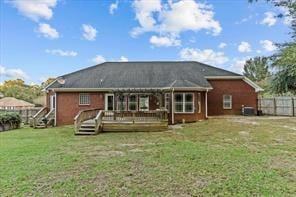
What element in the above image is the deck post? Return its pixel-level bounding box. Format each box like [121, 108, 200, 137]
[205, 90, 208, 118]
[292, 97, 295, 117]
[273, 98, 277, 116]
[171, 89, 175, 124]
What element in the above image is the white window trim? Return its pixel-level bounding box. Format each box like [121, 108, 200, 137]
[198, 93, 201, 113]
[105, 94, 114, 111]
[223, 95, 232, 110]
[174, 93, 195, 114]
[139, 95, 149, 111]
[128, 94, 138, 111]
[116, 95, 127, 111]
[165, 93, 170, 111]
[79, 93, 90, 105]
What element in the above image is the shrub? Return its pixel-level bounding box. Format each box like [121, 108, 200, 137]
[0, 112, 21, 127]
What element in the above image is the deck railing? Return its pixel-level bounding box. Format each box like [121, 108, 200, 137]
[31, 107, 49, 128]
[103, 110, 168, 123]
[74, 108, 102, 133]
[94, 110, 104, 133]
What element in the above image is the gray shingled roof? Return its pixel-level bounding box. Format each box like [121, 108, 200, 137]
[48, 61, 241, 90]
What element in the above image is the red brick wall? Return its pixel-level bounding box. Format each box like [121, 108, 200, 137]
[207, 79, 258, 116]
[55, 92, 104, 126]
[46, 91, 207, 126]
[169, 91, 206, 124]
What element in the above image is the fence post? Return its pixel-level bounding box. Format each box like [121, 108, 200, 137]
[273, 98, 277, 116]
[26, 109, 29, 124]
[292, 97, 295, 117]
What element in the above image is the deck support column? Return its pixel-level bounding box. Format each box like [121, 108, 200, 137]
[171, 89, 175, 124]
[205, 90, 208, 119]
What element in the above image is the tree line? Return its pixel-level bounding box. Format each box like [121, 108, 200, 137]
[246, 0, 296, 95]
[0, 78, 55, 104]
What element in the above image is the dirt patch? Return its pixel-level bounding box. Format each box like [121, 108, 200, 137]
[239, 131, 250, 136]
[230, 119, 259, 125]
[87, 150, 125, 157]
[269, 156, 296, 176]
[282, 125, 296, 131]
[169, 125, 184, 130]
[120, 143, 138, 147]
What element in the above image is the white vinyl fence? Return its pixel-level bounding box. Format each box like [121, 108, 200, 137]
[258, 97, 296, 116]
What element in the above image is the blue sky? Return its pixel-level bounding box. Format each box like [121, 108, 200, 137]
[0, 0, 291, 84]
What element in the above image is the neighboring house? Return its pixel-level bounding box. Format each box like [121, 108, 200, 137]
[0, 97, 35, 110]
[41, 61, 262, 130]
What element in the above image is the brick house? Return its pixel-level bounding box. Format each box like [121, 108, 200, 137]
[34, 62, 262, 133]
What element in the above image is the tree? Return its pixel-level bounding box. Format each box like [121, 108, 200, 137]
[41, 77, 56, 89]
[243, 57, 270, 82]
[250, 0, 296, 94]
[271, 43, 296, 94]
[0, 79, 42, 103]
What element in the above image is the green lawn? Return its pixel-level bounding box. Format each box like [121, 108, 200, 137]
[1, 117, 296, 196]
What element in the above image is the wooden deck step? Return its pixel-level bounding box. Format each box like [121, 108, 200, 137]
[75, 131, 97, 135]
[102, 121, 168, 132]
[79, 128, 95, 131]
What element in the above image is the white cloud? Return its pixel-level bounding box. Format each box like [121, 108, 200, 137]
[131, 0, 162, 36]
[92, 55, 106, 64]
[278, 7, 292, 25]
[180, 48, 229, 66]
[261, 12, 277, 26]
[260, 40, 277, 52]
[82, 24, 97, 41]
[38, 23, 59, 39]
[230, 59, 246, 74]
[45, 49, 78, 57]
[235, 15, 254, 25]
[218, 42, 227, 49]
[150, 35, 181, 47]
[131, 0, 221, 46]
[0, 65, 29, 80]
[238, 41, 252, 53]
[9, 0, 57, 21]
[160, 0, 222, 36]
[120, 56, 128, 62]
[109, 1, 119, 14]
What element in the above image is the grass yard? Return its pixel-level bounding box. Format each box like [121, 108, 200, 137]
[1, 116, 296, 196]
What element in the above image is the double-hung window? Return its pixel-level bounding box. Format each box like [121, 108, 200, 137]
[223, 95, 232, 109]
[165, 93, 170, 111]
[174, 93, 194, 113]
[117, 95, 127, 111]
[79, 93, 90, 105]
[128, 95, 138, 111]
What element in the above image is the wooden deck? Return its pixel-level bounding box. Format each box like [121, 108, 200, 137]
[74, 110, 168, 135]
[83, 118, 168, 132]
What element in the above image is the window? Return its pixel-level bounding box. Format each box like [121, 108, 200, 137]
[117, 95, 127, 111]
[165, 93, 170, 111]
[79, 93, 90, 105]
[139, 96, 149, 111]
[198, 93, 201, 113]
[128, 95, 138, 111]
[174, 93, 194, 113]
[223, 95, 232, 109]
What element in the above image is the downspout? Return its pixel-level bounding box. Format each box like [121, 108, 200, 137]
[54, 92, 57, 126]
[205, 90, 208, 119]
[171, 88, 175, 124]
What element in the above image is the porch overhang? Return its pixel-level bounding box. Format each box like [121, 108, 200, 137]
[48, 87, 213, 92]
